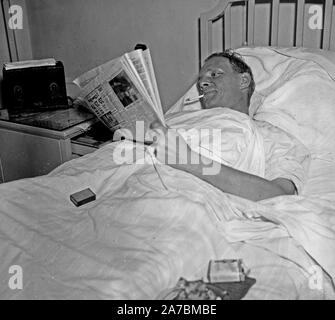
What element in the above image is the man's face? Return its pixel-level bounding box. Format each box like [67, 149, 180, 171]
[197, 56, 243, 110]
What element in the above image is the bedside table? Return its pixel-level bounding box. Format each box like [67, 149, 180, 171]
[0, 108, 114, 182]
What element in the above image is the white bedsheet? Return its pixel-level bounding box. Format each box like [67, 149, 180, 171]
[0, 116, 334, 299]
[1, 47, 335, 299]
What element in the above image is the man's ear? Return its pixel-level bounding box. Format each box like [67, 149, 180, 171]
[240, 73, 251, 90]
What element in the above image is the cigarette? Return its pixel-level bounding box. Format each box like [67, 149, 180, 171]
[184, 94, 204, 104]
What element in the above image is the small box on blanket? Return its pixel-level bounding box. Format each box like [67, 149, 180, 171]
[207, 259, 248, 283]
[70, 188, 96, 207]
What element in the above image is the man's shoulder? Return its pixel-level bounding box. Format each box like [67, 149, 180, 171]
[253, 119, 310, 156]
[252, 119, 304, 150]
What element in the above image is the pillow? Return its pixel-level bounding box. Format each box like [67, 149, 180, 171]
[238, 47, 335, 155]
[167, 47, 335, 155]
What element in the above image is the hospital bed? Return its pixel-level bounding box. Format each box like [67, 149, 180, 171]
[1, 0, 335, 299]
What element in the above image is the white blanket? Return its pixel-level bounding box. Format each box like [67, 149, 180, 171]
[1, 47, 335, 299]
[0, 110, 334, 299]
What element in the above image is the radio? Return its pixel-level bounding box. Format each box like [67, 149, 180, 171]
[2, 60, 68, 113]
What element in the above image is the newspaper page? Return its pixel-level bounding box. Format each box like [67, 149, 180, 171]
[121, 53, 155, 113]
[74, 57, 119, 88]
[142, 49, 164, 122]
[125, 50, 161, 120]
[73, 51, 162, 141]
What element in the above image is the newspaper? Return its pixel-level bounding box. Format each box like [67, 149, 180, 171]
[74, 49, 165, 141]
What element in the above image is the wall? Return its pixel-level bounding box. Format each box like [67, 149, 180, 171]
[26, 0, 218, 111]
[0, 10, 10, 108]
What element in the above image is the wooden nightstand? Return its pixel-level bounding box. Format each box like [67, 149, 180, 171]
[0, 108, 114, 182]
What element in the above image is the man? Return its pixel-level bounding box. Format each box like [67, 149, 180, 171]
[151, 50, 310, 201]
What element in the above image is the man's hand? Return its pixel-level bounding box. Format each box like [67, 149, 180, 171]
[272, 178, 296, 195]
[149, 121, 191, 167]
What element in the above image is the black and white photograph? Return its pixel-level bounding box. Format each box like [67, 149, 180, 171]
[109, 70, 140, 108]
[0, 0, 335, 305]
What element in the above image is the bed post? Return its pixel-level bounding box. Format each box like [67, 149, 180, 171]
[295, 0, 305, 47]
[199, 0, 334, 69]
[200, 0, 258, 67]
[323, 0, 333, 50]
[247, 0, 255, 46]
[200, 0, 231, 67]
[271, 0, 280, 46]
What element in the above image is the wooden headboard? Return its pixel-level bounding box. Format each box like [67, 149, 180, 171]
[200, 0, 335, 66]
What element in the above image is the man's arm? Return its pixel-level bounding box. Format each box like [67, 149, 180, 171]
[151, 126, 295, 201]
[173, 156, 296, 201]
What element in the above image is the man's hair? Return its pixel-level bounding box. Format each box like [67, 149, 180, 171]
[205, 50, 255, 103]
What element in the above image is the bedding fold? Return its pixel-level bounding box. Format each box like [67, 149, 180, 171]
[1, 133, 334, 299]
[2, 46, 335, 298]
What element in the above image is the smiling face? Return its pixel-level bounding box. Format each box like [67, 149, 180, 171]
[197, 56, 248, 113]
